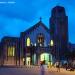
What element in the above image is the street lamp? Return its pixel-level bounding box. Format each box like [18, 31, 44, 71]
[49, 40, 54, 67]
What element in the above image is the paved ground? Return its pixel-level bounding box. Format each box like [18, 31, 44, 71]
[0, 66, 75, 75]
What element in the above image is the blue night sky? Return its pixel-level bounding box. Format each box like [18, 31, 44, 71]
[0, 0, 75, 43]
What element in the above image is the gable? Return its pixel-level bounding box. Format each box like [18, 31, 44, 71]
[24, 21, 49, 35]
[22, 21, 51, 46]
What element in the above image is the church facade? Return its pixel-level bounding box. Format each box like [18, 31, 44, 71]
[0, 6, 68, 66]
[20, 21, 53, 66]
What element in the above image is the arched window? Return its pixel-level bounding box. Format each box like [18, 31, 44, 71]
[50, 40, 54, 46]
[27, 37, 31, 46]
[37, 33, 44, 46]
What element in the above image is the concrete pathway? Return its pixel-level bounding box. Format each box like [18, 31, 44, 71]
[0, 66, 75, 75]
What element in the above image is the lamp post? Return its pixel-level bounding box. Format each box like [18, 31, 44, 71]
[50, 39, 54, 54]
[50, 40, 54, 67]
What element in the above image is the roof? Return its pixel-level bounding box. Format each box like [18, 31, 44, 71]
[52, 6, 65, 10]
[51, 6, 66, 17]
[1, 36, 19, 42]
[22, 21, 50, 35]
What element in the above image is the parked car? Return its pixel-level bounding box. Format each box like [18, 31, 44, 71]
[64, 60, 75, 71]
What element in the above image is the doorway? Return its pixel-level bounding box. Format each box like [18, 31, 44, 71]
[40, 53, 52, 65]
[26, 57, 31, 65]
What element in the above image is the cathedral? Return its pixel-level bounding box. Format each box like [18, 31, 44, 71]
[0, 6, 68, 66]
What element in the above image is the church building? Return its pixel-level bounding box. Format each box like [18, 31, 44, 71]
[20, 20, 53, 66]
[0, 6, 68, 66]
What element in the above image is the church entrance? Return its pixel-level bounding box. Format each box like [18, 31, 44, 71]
[26, 57, 31, 66]
[40, 53, 52, 65]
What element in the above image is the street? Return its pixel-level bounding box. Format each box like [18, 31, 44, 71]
[0, 66, 75, 75]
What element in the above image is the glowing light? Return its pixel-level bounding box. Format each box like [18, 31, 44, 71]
[8, 46, 15, 56]
[26, 57, 31, 65]
[27, 37, 31, 46]
[40, 53, 49, 64]
[50, 40, 54, 46]
[40, 53, 53, 65]
[8, 47, 11, 56]
[40, 44, 42, 46]
[34, 43, 36, 46]
[23, 58, 25, 62]
[12, 47, 15, 56]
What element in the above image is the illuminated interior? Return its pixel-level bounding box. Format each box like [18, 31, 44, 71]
[8, 46, 15, 56]
[12, 47, 15, 56]
[27, 37, 31, 46]
[40, 53, 52, 65]
[26, 57, 31, 65]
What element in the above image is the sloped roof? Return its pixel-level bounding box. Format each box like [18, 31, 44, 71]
[22, 21, 50, 35]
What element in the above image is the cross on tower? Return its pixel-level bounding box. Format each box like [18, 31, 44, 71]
[40, 17, 42, 22]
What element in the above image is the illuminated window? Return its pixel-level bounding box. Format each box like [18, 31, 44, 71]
[37, 33, 44, 46]
[50, 40, 54, 46]
[12, 47, 15, 56]
[8, 47, 11, 56]
[8, 46, 15, 56]
[27, 37, 31, 46]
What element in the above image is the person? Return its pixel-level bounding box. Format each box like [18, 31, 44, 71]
[65, 62, 68, 70]
[40, 63, 45, 75]
[56, 61, 60, 72]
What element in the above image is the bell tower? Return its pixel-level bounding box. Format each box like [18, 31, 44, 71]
[50, 6, 68, 60]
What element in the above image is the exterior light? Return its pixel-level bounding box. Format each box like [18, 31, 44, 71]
[23, 58, 25, 62]
[31, 43, 33, 46]
[50, 40, 54, 46]
[34, 43, 36, 46]
[40, 44, 42, 46]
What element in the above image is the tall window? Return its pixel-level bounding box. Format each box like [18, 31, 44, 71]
[37, 33, 44, 46]
[50, 40, 54, 46]
[8, 46, 15, 56]
[27, 37, 31, 46]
